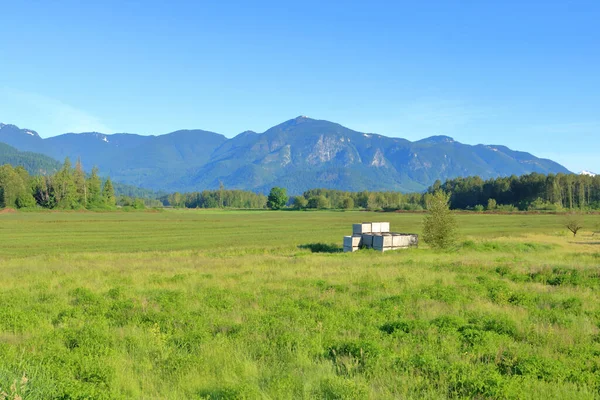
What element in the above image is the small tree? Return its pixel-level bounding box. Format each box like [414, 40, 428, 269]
[292, 196, 308, 210]
[487, 198, 497, 211]
[564, 213, 583, 237]
[267, 187, 288, 210]
[422, 190, 457, 249]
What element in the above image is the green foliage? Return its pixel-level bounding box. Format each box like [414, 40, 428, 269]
[422, 190, 457, 249]
[0, 165, 35, 208]
[341, 197, 354, 209]
[438, 172, 600, 210]
[0, 142, 61, 175]
[0, 211, 599, 398]
[0, 159, 149, 211]
[102, 178, 116, 207]
[292, 196, 308, 209]
[307, 195, 329, 209]
[267, 187, 288, 210]
[162, 190, 266, 209]
[564, 213, 584, 237]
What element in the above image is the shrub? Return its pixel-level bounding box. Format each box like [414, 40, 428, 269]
[422, 190, 457, 249]
[564, 213, 583, 237]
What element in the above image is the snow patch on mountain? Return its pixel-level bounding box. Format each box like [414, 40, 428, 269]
[580, 170, 597, 177]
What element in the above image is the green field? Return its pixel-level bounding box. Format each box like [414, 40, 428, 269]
[0, 210, 599, 399]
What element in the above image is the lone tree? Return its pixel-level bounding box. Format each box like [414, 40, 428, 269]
[564, 213, 584, 237]
[267, 187, 288, 210]
[422, 190, 457, 249]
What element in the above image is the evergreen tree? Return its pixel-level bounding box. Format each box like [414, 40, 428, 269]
[74, 158, 87, 207]
[102, 177, 116, 207]
[54, 158, 77, 209]
[87, 167, 103, 207]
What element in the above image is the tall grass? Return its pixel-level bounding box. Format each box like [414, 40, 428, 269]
[0, 210, 599, 398]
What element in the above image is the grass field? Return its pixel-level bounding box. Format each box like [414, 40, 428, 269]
[0, 210, 599, 399]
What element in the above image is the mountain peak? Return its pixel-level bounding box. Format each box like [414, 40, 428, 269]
[580, 170, 597, 177]
[0, 123, 41, 138]
[418, 135, 456, 144]
[291, 115, 312, 124]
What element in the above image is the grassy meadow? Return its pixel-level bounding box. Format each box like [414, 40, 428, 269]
[0, 210, 599, 399]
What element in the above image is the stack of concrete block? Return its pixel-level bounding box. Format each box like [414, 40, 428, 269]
[343, 222, 418, 252]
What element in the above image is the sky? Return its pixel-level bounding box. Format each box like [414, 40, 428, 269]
[0, 1, 598, 172]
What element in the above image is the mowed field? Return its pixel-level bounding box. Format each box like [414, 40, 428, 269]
[0, 210, 599, 399]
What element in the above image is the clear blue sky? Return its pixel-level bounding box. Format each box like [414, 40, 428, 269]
[1, 1, 598, 172]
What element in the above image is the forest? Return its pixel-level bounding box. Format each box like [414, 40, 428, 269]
[437, 173, 600, 211]
[0, 159, 160, 210]
[2, 156, 600, 212]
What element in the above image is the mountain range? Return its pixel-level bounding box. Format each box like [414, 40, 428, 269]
[0, 117, 571, 193]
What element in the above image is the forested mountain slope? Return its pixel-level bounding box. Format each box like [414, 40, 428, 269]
[0, 118, 570, 193]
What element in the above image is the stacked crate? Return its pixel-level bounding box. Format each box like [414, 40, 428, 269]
[343, 222, 418, 252]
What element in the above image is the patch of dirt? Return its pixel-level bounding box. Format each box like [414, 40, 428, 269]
[0, 208, 17, 214]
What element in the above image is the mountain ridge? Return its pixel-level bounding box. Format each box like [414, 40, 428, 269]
[0, 116, 571, 193]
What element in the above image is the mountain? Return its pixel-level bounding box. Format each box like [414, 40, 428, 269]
[0, 141, 61, 175]
[581, 170, 597, 177]
[0, 117, 571, 193]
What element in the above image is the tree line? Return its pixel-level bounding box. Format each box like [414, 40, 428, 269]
[160, 173, 600, 211]
[4, 158, 599, 213]
[161, 185, 267, 209]
[1, 158, 126, 210]
[436, 173, 600, 211]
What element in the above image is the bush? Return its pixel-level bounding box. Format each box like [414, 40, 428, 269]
[422, 190, 457, 249]
[564, 213, 583, 237]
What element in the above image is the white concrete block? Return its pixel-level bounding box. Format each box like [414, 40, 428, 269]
[380, 222, 390, 233]
[344, 235, 362, 248]
[353, 223, 372, 234]
[371, 222, 381, 233]
[344, 246, 359, 253]
[373, 234, 393, 249]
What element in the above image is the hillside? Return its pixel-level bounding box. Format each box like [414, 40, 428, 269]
[0, 118, 571, 193]
[0, 141, 61, 175]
